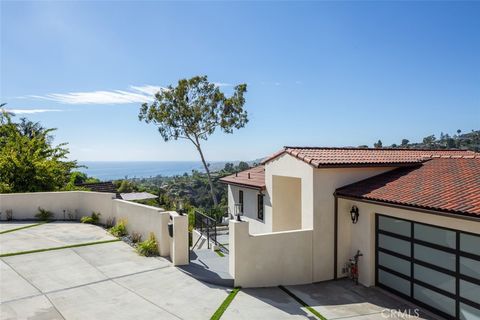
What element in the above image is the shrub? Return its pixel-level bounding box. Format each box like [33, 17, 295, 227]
[35, 207, 53, 221]
[80, 211, 101, 224]
[109, 219, 127, 237]
[131, 232, 142, 244]
[105, 217, 115, 228]
[136, 233, 159, 257]
[6, 209, 13, 221]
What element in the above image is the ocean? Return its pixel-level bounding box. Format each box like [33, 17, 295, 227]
[78, 161, 206, 181]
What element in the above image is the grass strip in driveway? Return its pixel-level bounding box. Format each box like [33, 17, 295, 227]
[0, 239, 121, 257]
[278, 285, 327, 320]
[0, 221, 48, 234]
[210, 287, 240, 320]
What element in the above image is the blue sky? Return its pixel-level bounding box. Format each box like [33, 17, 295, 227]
[1, 1, 479, 161]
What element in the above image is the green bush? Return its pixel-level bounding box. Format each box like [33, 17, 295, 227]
[131, 231, 142, 244]
[136, 232, 159, 257]
[80, 211, 101, 224]
[35, 207, 53, 221]
[109, 219, 127, 237]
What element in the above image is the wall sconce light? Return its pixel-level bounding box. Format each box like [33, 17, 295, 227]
[176, 199, 185, 215]
[350, 205, 359, 224]
[234, 203, 243, 221]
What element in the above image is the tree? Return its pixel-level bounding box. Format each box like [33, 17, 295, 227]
[139, 76, 248, 206]
[237, 161, 250, 171]
[374, 140, 383, 148]
[401, 139, 409, 146]
[0, 110, 78, 193]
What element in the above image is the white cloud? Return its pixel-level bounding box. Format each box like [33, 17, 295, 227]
[1, 108, 63, 114]
[26, 85, 165, 105]
[213, 82, 232, 87]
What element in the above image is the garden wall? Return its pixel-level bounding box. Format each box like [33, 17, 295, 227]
[0, 191, 188, 265]
[229, 220, 313, 287]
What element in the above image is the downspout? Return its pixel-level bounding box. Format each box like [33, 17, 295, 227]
[333, 192, 338, 280]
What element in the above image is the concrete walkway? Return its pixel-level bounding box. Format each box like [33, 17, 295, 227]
[179, 249, 234, 287]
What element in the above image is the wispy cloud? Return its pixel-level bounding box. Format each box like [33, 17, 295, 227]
[26, 85, 165, 105]
[1, 108, 63, 114]
[213, 82, 232, 87]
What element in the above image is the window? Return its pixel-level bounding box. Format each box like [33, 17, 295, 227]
[257, 194, 264, 220]
[239, 190, 244, 213]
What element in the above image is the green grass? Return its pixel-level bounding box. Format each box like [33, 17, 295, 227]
[210, 287, 240, 320]
[0, 239, 121, 257]
[278, 285, 327, 320]
[214, 250, 225, 257]
[0, 221, 48, 234]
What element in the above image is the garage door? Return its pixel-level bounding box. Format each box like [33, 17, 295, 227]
[375, 214, 480, 320]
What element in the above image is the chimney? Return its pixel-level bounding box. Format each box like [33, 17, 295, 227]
[248, 173, 251, 179]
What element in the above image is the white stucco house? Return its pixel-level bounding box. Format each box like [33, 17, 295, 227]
[220, 147, 480, 320]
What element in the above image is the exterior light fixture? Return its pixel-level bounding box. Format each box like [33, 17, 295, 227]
[176, 199, 185, 215]
[234, 203, 243, 221]
[350, 205, 359, 224]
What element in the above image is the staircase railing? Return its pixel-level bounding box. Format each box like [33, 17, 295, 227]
[192, 210, 228, 253]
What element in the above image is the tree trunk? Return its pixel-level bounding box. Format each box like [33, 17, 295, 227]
[194, 138, 218, 206]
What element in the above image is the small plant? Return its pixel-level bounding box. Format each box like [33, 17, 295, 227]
[80, 211, 101, 224]
[105, 217, 115, 228]
[109, 219, 127, 237]
[34, 207, 53, 221]
[6, 209, 13, 221]
[136, 232, 159, 257]
[131, 232, 142, 244]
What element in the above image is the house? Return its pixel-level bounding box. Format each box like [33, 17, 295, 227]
[220, 147, 480, 320]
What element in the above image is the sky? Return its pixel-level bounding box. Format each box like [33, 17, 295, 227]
[1, 1, 479, 161]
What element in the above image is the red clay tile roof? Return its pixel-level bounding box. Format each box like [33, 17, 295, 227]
[219, 166, 266, 190]
[262, 147, 478, 167]
[336, 158, 480, 218]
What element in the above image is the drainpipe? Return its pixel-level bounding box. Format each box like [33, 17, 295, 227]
[333, 193, 338, 280]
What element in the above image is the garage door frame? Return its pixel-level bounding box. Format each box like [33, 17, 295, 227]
[375, 213, 480, 319]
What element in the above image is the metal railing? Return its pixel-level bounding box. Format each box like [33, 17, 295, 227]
[192, 210, 228, 253]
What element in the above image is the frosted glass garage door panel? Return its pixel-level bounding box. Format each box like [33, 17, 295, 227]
[414, 244, 456, 271]
[379, 234, 411, 257]
[378, 252, 410, 276]
[460, 280, 480, 305]
[378, 269, 410, 296]
[414, 284, 455, 317]
[414, 264, 455, 294]
[460, 303, 480, 320]
[460, 257, 480, 281]
[414, 224, 456, 249]
[378, 216, 411, 237]
[461, 233, 480, 256]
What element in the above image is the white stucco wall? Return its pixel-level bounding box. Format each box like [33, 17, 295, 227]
[229, 220, 313, 288]
[0, 192, 188, 265]
[337, 198, 480, 287]
[0, 191, 114, 220]
[112, 199, 170, 257]
[265, 154, 314, 230]
[312, 166, 396, 282]
[228, 185, 269, 234]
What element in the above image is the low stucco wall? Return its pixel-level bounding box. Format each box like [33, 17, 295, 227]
[337, 198, 480, 287]
[229, 220, 313, 288]
[0, 191, 114, 220]
[112, 199, 170, 257]
[0, 191, 188, 265]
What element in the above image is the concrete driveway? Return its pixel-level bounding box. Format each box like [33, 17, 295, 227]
[0, 222, 229, 320]
[0, 222, 437, 320]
